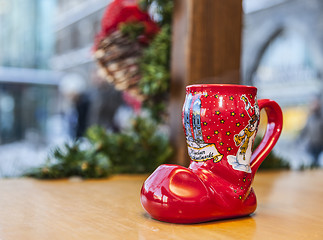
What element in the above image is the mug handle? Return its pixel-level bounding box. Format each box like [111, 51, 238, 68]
[250, 99, 283, 174]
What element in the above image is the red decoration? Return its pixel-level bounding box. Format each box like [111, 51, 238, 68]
[140, 84, 283, 223]
[93, 0, 160, 102]
[95, 0, 159, 47]
[122, 91, 142, 114]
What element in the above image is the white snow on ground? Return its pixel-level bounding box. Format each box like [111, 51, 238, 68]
[0, 141, 48, 178]
[0, 114, 70, 178]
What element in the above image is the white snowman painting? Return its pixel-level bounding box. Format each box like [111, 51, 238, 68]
[227, 95, 260, 173]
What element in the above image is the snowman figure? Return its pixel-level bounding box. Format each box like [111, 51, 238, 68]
[227, 95, 260, 173]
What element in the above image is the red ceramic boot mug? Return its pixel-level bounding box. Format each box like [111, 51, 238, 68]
[141, 84, 283, 223]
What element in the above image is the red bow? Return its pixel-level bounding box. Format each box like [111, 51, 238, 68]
[95, 0, 159, 48]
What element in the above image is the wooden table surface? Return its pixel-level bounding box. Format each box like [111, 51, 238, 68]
[0, 170, 322, 240]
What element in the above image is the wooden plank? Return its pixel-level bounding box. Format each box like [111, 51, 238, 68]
[169, 0, 242, 165]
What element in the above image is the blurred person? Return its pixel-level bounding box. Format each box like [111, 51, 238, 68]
[74, 93, 90, 138]
[300, 95, 323, 168]
[88, 73, 125, 132]
[59, 73, 90, 139]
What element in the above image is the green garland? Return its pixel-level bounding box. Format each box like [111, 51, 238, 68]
[118, 0, 173, 121]
[140, 24, 172, 120]
[138, 0, 173, 121]
[139, 0, 173, 26]
[86, 117, 172, 173]
[26, 117, 173, 179]
[26, 141, 112, 179]
[119, 22, 145, 41]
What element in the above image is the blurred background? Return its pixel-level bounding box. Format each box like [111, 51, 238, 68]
[242, 0, 323, 169]
[0, 0, 322, 177]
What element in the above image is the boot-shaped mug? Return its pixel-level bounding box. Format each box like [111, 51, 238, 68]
[141, 84, 283, 223]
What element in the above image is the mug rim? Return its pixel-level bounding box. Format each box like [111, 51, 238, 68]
[186, 84, 256, 90]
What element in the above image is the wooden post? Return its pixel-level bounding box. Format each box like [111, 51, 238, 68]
[169, 0, 242, 165]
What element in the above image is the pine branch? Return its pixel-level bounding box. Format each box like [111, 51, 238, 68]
[25, 117, 173, 179]
[139, 24, 171, 121]
[119, 22, 145, 41]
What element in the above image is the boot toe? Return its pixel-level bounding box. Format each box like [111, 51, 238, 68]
[140, 164, 212, 223]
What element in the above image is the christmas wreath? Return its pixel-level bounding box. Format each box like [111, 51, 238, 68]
[94, 0, 172, 120]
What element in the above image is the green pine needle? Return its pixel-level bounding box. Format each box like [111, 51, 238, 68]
[25, 117, 173, 179]
[119, 22, 145, 40]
